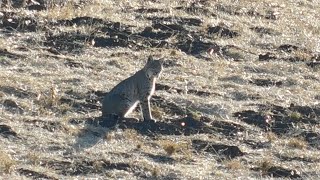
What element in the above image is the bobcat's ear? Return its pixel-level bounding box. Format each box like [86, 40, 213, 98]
[147, 55, 153, 63]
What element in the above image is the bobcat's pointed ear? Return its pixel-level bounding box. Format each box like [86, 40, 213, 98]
[147, 55, 153, 63]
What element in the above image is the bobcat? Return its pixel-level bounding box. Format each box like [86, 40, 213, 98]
[101, 56, 163, 127]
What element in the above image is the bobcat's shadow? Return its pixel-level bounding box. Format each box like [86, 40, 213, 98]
[71, 115, 211, 149]
[70, 117, 108, 150]
[71, 114, 241, 150]
[117, 116, 215, 137]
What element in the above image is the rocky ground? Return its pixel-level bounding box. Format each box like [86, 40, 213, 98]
[0, 0, 319, 179]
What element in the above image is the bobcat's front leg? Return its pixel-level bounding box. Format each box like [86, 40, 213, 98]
[140, 96, 155, 122]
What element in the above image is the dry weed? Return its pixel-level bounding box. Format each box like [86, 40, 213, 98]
[224, 159, 243, 170]
[287, 137, 307, 149]
[0, 151, 15, 174]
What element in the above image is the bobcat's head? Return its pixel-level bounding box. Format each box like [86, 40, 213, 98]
[144, 56, 164, 79]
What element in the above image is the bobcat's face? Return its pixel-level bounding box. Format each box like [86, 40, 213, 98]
[145, 56, 164, 79]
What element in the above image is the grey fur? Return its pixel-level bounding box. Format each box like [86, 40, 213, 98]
[102, 56, 163, 126]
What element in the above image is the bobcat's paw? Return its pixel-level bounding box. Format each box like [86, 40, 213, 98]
[144, 118, 157, 124]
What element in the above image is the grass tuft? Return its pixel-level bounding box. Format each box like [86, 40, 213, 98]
[163, 143, 177, 156]
[0, 151, 15, 174]
[224, 159, 243, 170]
[259, 159, 273, 173]
[287, 137, 307, 149]
[290, 111, 302, 121]
[160, 140, 190, 156]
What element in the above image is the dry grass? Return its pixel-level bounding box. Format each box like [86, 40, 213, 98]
[266, 132, 278, 142]
[224, 159, 243, 170]
[259, 159, 274, 174]
[287, 137, 308, 149]
[0, 0, 319, 179]
[160, 140, 189, 156]
[0, 151, 15, 174]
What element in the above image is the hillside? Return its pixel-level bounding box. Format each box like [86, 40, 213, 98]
[0, 0, 319, 179]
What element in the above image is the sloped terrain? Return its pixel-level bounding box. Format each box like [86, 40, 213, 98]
[0, 0, 319, 179]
